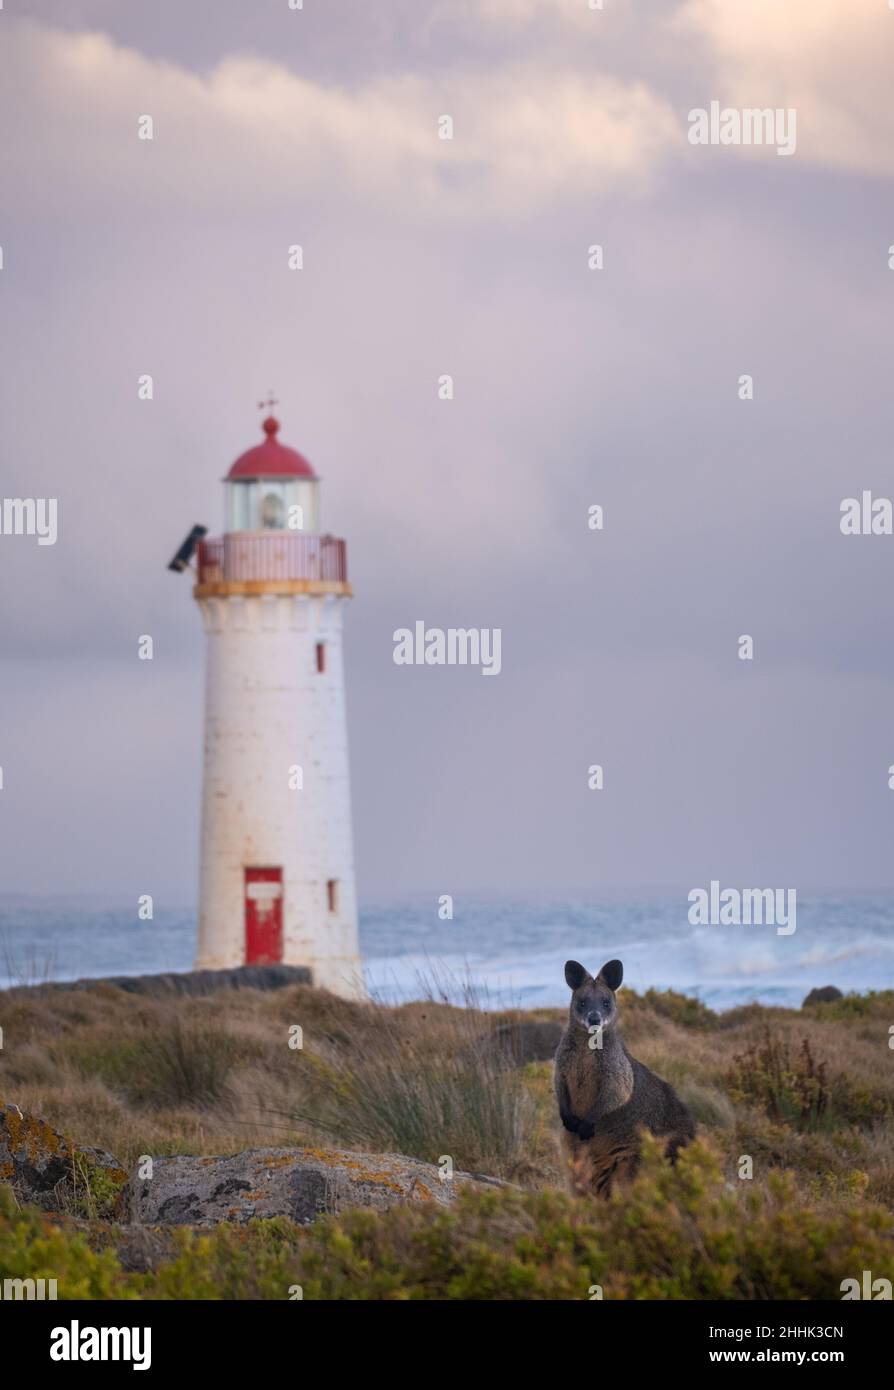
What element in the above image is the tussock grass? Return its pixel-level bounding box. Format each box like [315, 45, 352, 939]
[117, 1021, 240, 1109]
[0, 978, 892, 1210]
[289, 996, 538, 1178]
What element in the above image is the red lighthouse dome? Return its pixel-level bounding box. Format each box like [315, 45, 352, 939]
[226, 416, 317, 481]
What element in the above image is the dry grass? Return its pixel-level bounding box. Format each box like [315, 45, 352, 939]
[1, 980, 892, 1209]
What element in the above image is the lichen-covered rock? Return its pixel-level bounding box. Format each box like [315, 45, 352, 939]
[0, 1103, 128, 1218]
[130, 1146, 505, 1227]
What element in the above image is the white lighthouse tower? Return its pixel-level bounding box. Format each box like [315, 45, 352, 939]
[188, 407, 365, 999]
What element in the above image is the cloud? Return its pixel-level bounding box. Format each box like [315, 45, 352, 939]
[0, 19, 679, 218]
[676, 0, 894, 176]
[471, 0, 600, 27]
[4, 5, 894, 903]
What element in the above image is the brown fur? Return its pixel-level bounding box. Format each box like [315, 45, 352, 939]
[554, 958, 695, 1198]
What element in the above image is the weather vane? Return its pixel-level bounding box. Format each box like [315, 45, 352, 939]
[258, 392, 278, 413]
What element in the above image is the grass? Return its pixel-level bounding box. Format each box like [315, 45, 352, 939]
[2, 980, 893, 1188]
[76, 1021, 242, 1110]
[289, 993, 539, 1178]
[1, 978, 894, 1297]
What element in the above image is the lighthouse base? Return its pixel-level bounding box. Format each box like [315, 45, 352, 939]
[194, 944, 366, 1001]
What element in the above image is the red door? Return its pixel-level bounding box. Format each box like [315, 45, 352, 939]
[244, 867, 283, 965]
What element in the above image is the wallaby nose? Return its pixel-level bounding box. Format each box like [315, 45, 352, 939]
[586, 1010, 602, 1027]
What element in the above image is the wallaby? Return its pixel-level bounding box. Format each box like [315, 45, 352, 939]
[554, 958, 695, 1198]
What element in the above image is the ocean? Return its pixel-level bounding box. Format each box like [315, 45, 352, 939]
[0, 893, 891, 1010]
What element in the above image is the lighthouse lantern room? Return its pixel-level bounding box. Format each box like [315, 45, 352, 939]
[224, 415, 321, 533]
[176, 409, 365, 1000]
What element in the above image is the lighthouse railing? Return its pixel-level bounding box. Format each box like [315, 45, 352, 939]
[197, 534, 347, 584]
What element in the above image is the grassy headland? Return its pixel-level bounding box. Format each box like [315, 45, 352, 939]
[1, 979, 892, 1298]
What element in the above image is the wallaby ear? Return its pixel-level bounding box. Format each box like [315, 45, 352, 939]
[564, 960, 589, 990]
[598, 959, 623, 992]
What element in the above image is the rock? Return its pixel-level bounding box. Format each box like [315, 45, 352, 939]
[802, 986, 844, 1007]
[478, 1019, 564, 1068]
[130, 1145, 505, 1227]
[0, 1103, 128, 1217]
[5, 963, 312, 999]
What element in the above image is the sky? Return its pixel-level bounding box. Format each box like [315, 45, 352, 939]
[1, 0, 894, 905]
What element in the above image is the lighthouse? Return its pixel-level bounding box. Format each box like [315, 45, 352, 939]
[179, 407, 365, 1000]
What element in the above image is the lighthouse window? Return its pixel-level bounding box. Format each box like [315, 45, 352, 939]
[226, 481, 254, 532]
[260, 487, 286, 529]
[327, 879, 339, 914]
[316, 642, 326, 673]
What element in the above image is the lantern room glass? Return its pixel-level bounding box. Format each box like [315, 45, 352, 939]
[226, 478, 320, 533]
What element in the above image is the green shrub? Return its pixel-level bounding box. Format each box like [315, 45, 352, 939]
[804, 990, 894, 1022]
[170, 1139, 893, 1300]
[640, 989, 718, 1030]
[827, 1076, 892, 1128]
[728, 1028, 829, 1130]
[729, 1025, 891, 1132]
[806, 1169, 871, 1201]
[733, 1112, 863, 1180]
[0, 1185, 134, 1300]
[3, 1142, 893, 1300]
[68, 1151, 129, 1221]
[144, 1220, 304, 1300]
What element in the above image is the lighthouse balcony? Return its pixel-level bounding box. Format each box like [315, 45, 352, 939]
[195, 533, 350, 596]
